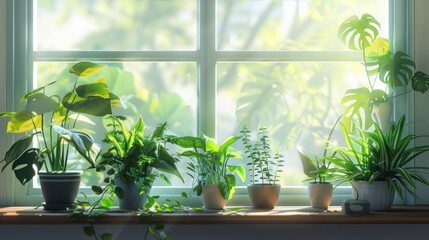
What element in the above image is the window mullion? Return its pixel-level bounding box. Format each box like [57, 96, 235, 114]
[197, 0, 216, 138]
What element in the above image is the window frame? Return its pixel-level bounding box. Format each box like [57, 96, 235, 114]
[0, 0, 415, 206]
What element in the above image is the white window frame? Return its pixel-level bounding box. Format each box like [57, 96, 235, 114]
[0, 0, 416, 206]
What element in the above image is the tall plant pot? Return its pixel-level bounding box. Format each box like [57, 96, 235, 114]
[202, 184, 227, 210]
[115, 176, 150, 210]
[247, 184, 281, 209]
[39, 171, 81, 210]
[351, 181, 395, 211]
[308, 182, 333, 209]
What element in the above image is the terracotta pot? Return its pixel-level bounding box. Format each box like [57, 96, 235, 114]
[39, 171, 81, 210]
[308, 182, 333, 209]
[202, 184, 227, 210]
[351, 181, 395, 211]
[115, 176, 150, 210]
[247, 184, 281, 209]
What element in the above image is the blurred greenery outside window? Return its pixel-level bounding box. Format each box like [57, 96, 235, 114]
[8, 0, 392, 205]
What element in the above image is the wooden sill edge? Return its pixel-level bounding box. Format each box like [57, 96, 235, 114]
[1, 206, 429, 225]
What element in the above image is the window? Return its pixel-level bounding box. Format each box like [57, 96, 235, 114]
[3, 0, 407, 206]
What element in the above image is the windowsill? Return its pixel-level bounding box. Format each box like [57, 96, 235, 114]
[1, 206, 429, 225]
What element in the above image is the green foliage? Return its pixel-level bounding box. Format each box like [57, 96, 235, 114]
[93, 115, 183, 204]
[329, 115, 429, 199]
[240, 124, 284, 185]
[338, 13, 429, 130]
[0, 62, 118, 184]
[172, 135, 245, 200]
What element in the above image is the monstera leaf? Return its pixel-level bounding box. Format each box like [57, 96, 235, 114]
[411, 71, 429, 94]
[341, 87, 387, 130]
[11, 148, 43, 185]
[379, 51, 416, 88]
[364, 37, 391, 76]
[338, 13, 380, 50]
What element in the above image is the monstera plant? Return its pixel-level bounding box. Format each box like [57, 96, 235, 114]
[0, 62, 120, 209]
[338, 13, 429, 130]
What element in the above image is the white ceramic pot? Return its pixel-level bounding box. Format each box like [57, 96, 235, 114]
[202, 184, 227, 210]
[373, 101, 393, 134]
[308, 182, 333, 209]
[247, 184, 281, 209]
[351, 181, 395, 211]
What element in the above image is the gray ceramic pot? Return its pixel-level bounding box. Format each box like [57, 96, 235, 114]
[114, 176, 150, 210]
[39, 171, 81, 210]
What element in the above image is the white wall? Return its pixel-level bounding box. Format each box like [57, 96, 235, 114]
[0, 0, 8, 205]
[413, 0, 429, 204]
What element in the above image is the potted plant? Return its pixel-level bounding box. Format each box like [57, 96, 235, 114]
[93, 115, 183, 210]
[172, 135, 245, 210]
[338, 13, 429, 131]
[240, 124, 284, 209]
[0, 62, 119, 210]
[297, 117, 342, 209]
[329, 115, 429, 211]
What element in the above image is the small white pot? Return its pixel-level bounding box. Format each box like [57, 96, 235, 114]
[308, 182, 333, 209]
[202, 184, 227, 210]
[351, 181, 395, 211]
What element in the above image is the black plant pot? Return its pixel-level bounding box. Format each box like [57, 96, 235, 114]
[39, 171, 81, 210]
[115, 176, 151, 210]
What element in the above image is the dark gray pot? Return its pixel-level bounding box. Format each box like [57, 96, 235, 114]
[39, 171, 81, 210]
[247, 184, 281, 209]
[115, 176, 151, 210]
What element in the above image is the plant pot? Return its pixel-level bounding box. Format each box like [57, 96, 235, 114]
[115, 176, 151, 210]
[351, 181, 395, 211]
[308, 182, 333, 209]
[247, 184, 281, 209]
[39, 171, 81, 210]
[202, 184, 227, 210]
[373, 101, 393, 134]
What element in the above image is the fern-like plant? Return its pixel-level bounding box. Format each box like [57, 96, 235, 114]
[240, 124, 284, 185]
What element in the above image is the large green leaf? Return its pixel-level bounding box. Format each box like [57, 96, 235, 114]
[341, 87, 373, 129]
[75, 82, 111, 99]
[11, 148, 42, 185]
[338, 13, 380, 50]
[411, 71, 429, 93]
[6, 110, 42, 133]
[226, 165, 246, 182]
[1, 134, 35, 171]
[19, 81, 56, 102]
[153, 145, 184, 182]
[219, 136, 241, 155]
[379, 51, 416, 88]
[62, 92, 112, 116]
[25, 93, 59, 115]
[297, 147, 317, 178]
[205, 137, 220, 154]
[69, 62, 106, 77]
[173, 136, 204, 149]
[223, 174, 236, 200]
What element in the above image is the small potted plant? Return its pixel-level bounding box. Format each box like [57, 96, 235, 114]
[172, 135, 245, 210]
[0, 62, 119, 210]
[297, 116, 341, 209]
[329, 115, 429, 211]
[240, 124, 284, 209]
[93, 115, 183, 210]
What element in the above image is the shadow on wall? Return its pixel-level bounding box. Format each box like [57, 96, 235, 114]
[0, 224, 428, 240]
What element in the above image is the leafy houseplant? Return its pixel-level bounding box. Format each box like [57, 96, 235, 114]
[172, 135, 245, 210]
[338, 13, 429, 131]
[297, 116, 342, 209]
[240, 124, 284, 209]
[329, 115, 429, 210]
[93, 115, 183, 210]
[0, 62, 119, 209]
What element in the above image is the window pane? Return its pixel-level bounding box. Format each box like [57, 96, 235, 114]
[34, 62, 197, 186]
[217, 0, 389, 50]
[35, 0, 197, 51]
[217, 62, 367, 186]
